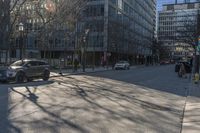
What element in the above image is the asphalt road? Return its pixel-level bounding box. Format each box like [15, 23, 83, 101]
[0, 65, 190, 133]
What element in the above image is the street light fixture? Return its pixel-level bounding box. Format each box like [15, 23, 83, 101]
[18, 22, 24, 60]
[82, 28, 90, 72]
[19, 23, 24, 32]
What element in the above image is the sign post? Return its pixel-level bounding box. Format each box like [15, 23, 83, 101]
[195, 36, 200, 74]
[195, 38, 200, 55]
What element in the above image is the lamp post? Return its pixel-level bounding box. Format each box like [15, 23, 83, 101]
[18, 22, 24, 60]
[82, 28, 90, 72]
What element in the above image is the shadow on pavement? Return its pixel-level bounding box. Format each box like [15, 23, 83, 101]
[0, 65, 192, 133]
[0, 80, 70, 133]
[83, 65, 190, 97]
[53, 73, 184, 133]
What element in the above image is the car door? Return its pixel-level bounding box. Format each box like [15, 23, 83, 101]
[25, 61, 39, 77]
[37, 61, 46, 76]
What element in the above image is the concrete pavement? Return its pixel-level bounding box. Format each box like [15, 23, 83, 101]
[50, 65, 144, 77]
[0, 65, 193, 133]
[182, 83, 200, 133]
[50, 66, 113, 77]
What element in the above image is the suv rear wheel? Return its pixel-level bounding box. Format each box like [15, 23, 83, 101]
[16, 72, 26, 83]
[43, 70, 50, 81]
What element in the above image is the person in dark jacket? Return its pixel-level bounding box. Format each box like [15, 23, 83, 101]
[74, 59, 79, 72]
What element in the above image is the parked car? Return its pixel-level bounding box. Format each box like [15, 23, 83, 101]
[175, 61, 191, 73]
[0, 59, 50, 83]
[160, 59, 170, 65]
[114, 61, 130, 70]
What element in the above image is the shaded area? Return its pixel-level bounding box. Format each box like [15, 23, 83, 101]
[0, 80, 58, 133]
[49, 65, 188, 132]
[85, 65, 190, 97]
[0, 65, 190, 133]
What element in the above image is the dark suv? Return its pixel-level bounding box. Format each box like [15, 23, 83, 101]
[0, 59, 50, 83]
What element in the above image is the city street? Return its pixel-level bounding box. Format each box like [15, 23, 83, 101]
[0, 65, 190, 133]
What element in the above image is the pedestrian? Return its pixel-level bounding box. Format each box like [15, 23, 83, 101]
[74, 58, 79, 72]
[190, 58, 193, 67]
[178, 63, 187, 78]
[112, 61, 115, 70]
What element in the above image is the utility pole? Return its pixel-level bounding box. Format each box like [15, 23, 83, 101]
[82, 28, 89, 72]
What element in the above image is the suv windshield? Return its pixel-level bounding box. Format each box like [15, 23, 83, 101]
[10, 60, 26, 66]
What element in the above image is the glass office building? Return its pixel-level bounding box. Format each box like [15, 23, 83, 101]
[157, 0, 200, 11]
[10, 0, 156, 65]
[158, 2, 200, 59]
[80, 0, 156, 65]
[157, 0, 175, 11]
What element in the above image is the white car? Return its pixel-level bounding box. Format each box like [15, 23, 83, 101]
[114, 61, 130, 70]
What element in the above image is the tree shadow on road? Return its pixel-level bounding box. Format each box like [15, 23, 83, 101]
[84, 65, 190, 97]
[52, 76, 183, 133]
[0, 65, 194, 133]
[0, 79, 89, 133]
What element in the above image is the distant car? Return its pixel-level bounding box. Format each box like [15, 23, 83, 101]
[175, 61, 191, 73]
[114, 61, 130, 70]
[160, 59, 170, 65]
[0, 59, 50, 83]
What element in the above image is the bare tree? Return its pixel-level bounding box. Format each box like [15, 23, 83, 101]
[32, 0, 86, 62]
[7, 0, 86, 67]
[0, 0, 28, 64]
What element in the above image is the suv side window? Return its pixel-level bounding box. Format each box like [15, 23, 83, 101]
[38, 61, 46, 66]
[29, 61, 38, 67]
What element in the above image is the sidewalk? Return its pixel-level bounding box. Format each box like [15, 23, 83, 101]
[50, 65, 145, 77]
[50, 66, 113, 77]
[182, 83, 200, 133]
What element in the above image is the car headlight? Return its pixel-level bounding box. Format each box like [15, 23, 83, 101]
[6, 69, 17, 77]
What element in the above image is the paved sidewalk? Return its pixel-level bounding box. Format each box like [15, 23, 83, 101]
[50, 66, 113, 77]
[50, 65, 146, 77]
[182, 83, 200, 133]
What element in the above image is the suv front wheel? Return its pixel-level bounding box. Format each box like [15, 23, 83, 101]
[16, 72, 26, 83]
[43, 70, 50, 81]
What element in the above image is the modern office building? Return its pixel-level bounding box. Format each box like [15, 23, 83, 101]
[158, 2, 200, 59]
[79, 0, 156, 65]
[157, 0, 200, 11]
[10, 0, 156, 65]
[0, 0, 10, 63]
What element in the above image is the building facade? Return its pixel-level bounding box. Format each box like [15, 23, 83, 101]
[158, 2, 200, 59]
[79, 0, 156, 65]
[11, 0, 156, 65]
[157, 0, 200, 11]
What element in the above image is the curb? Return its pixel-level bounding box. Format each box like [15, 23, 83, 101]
[50, 68, 113, 78]
[50, 65, 146, 78]
[50, 65, 149, 78]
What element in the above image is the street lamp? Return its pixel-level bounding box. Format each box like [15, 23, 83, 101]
[18, 22, 24, 60]
[82, 28, 90, 72]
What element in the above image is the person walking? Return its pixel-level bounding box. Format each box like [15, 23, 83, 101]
[178, 63, 187, 78]
[74, 58, 79, 72]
